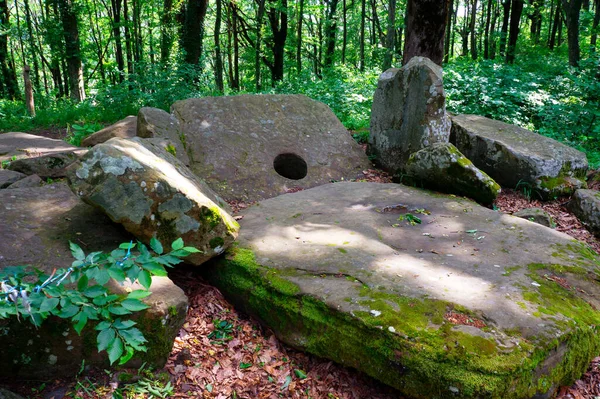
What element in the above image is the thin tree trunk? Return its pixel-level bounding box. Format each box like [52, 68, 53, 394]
[341, 0, 347, 63]
[383, 0, 396, 69]
[461, 1, 469, 56]
[111, 0, 125, 81]
[359, 0, 365, 70]
[0, 0, 19, 99]
[58, 0, 85, 101]
[181, 0, 209, 65]
[255, 0, 265, 90]
[123, 0, 133, 75]
[470, 0, 478, 59]
[23, 0, 40, 90]
[499, 0, 510, 55]
[23, 65, 34, 116]
[549, 0, 561, 49]
[267, 0, 287, 81]
[403, 0, 450, 65]
[490, 0, 498, 59]
[323, 0, 339, 67]
[297, 0, 304, 71]
[214, 0, 224, 91]
[484, 0, 492, 58]
[590, 0, 600, 53]
[561, 0, 583, 66]
[160, 0, 173, 62]
[444, 0, 454, 62]
[505, 0, 523, 64]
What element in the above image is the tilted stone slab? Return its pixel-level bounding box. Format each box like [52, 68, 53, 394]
[369, 57, 451, 173]
[0, 184, 187, 379]
[137, 107, 190, 166]
[0, 170, 25, 188]
[451, 114, 588, 199]
[205, 182, 600, 398]
[69, 137, 239, 265]
[171, 94, 371, 202]
[569, 189, 600, 236]
[0, 132, 81, 162]
[7, 151, 81, 178]
[401, 143, 500, 205]
[81, 116, 137, 147]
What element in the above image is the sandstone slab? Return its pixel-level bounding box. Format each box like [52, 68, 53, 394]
[0, 133, 81, 163]
[6, 174, 42, 189]
[369, 57, 451, 173]
[451, 115, 588, 199]
[0, 184, 187, 379]
[80, 116, 137, 147]
[171, 94, 371, 202]
[513, 208, 555, 228]
[69, 137, 239, 265]
[206, 182, 600, 398]
[569, 189, 600, 236]
[7, 151, 80, 178]
[137, 107, 190, 166]
[0, 170, 25, 188]
[401, 143, 500, 204]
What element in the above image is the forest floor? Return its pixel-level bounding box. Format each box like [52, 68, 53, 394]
[2, 137, 600, 399]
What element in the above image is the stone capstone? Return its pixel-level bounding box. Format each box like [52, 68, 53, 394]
[6, 174, 42, 189]
[568, 189, 600, 236]
[368, 57, 451, 173]
[80, 116, 137, 147]
[450, 114, 588, 199]
[171, 94, 371, 202]
[0, 132, 81, 162]
[400, 143, 500, 204]
[513, 208, 555, 228]
[0, 183, 187, 379]
[69, 137, 239, 265]
[205, 182, 600, 399]
[137, 107, 190, 166]
[0, 170, 25, 188]
[7, 151, 81, 178]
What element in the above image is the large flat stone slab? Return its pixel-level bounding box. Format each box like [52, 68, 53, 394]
[171, 94, 372, 202]
[0, 133, 81, 162]
[205, 182, 600, 398]
[451, 115, 588, 199]
[0, 184, 187, 379]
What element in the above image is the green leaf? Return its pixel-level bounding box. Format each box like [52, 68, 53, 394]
[294, 369, 307, 379]
[150, 237, 163, 255]
[127, 290, 152, 300]
[121, 299, 150, 312]
[73, 312, 88, 335]
[108, 305, 131, 315]
[93, 294, 119, 306]
[97, 328, 115, 352]
[107, 266, 126, 282]
[69, 241, 85, 261]
[95, 268, 110, 285]
[138, 270, 152, 290]
[142, 262, 167, 276]
[118, 345, 135, 365]
[113, 319, 136, 330]
[95, 321, 112, 331]
[77, 275, 89, 292]
[171, 238, 184, 250]
[239, 362, 252, 369]
[58, 304, 79, 318]
[107, 337, 124, 365]
[120, 327, 147, 347]
[183, 246, 202, 253]
[83, 285, 107, 298]
[281, 375, 292, 390]
[39, 297, 59, 313]
[119, 242, 136, 250]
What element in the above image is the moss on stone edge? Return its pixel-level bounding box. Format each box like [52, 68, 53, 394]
[204, 247, 600, 398]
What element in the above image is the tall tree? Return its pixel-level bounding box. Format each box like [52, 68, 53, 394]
[590, 0, 600, 53]
[266, 0, 287, 81]
[296, 0, 304, 72]
[484, 0, 493, 58]
[0, 0, 19, 99]
[111, 0, 125, 81]
[214, 0, 224, 91]
[505, 0, 523, 63]
[359, 0, 365, 70]
[403, 0, 451, 65]
[254, 0, 266, 89]
[469, 0, 478, 59]
[561, 0, 583, 66]
[444, 0, 454, 62]
[323, 0, 339, 67]
[383, 0, 396, 69]
[58, 0, 85, 101]
[160, 0, 174, 62]
[498, 0, 510, 55]
[180, 0, 209, 65]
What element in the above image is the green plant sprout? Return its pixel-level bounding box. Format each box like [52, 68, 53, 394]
[0, 237, 201, 365]
[397, 213, 422, 226]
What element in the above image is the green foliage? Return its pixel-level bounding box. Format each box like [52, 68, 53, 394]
[208, 319, 234, 342]
[397, 213, 422, 225]
[0, 239, 200, 365]
[67, 122, 103, 146]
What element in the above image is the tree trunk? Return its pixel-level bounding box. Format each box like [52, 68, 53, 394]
[23, 65, 35, 116]
[342, 0, 347, 63]
[499, 0, 510, 55]
[58, 0, 85, 101]
[111, 0, 125, 81]
[444, 0, 454, 62]
[490, 0, 498, 58]
[359, 0, 365, 70]
[470, 0, 478, 59]
[484, 0, 492, 58]
[461, 2, 469, 56]
[323, 0, 339, 67]
[505, 0, 523, 64]
[529, 0, 542, 43]
[297, 0, 304, 72]
[181, 0, 209, 65]
[561, 0, 583, 66]
[403, 0, 450, 65]
[590, 0, 600, 53]
[549, 0, 561, 49]
[383, 0, 396, 69]
[160, 0, 174, 62]
[255, 0, 265, 90]
[214, 0, 224, 91]
[267, 0, 288, 82]
[23, 0, 40, 90]
[0, 0, 19, 99]
[123, 0, 133, 74]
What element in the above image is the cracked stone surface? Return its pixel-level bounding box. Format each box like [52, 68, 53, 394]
[81, 116, 137, 147]
[0, 132, 82, 163]
[206, 182, 600, 398]
[0, 183, 187, 379]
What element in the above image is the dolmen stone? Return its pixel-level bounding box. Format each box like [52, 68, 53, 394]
[81, 116, 137, 147]
[0, 132, 81, 162]
[513, 208, 555, 228]
[137, 107, 190, 166]
[171, 94, 371, 202]
[0, 184, 187, 379]
[369, 56, 451, 174]
[6, 174, 42, 189]
[569, 189, 600, 236]
[205, 182, 600, 398]
[7, 151, 80, 178]
[400, 143, 500, 204]
[0, 170, 25, 188]
[69, 137, 239, 265]
[451, 114, 588, 199]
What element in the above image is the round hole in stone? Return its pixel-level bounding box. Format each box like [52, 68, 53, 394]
[273, 153, 308, 180]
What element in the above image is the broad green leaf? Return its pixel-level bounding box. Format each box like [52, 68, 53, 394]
[149, 237, 163, 255]
[108, 305, 131, 315]
[83, 285, 107, 298]
[94, 268, 110, 285]
[281, 375, 292, 390]
[171, 238, 184, 250]
[97, 328, 115, 351]
[39, 297, 60, 313]
[107, 266, 126, 282]
[142, 262, 167, 276]
[121, 299, 150, 312]
[138, 270, 152, 290]
[183, 246, 202, 253]
[118, 345, 135, 365]
[58, 304, 79, 318]
[239, 362, 252, 369]
[120, 327, 147, 347]
[77, 275, 89, 291]
[73, 312, 88, 335]
[294, 369, 307, 379]
[170, 249, 191, 257]
[126, 265, 140, 282]
[107, 336, 124, 365]
[95, 321, 112, 331]
[110, 249, 126, 259]
[113, 319, 136, 330]
[93, 294, 119, 306]
[119, 242, 136, 250]
[69, 241, 85, 261]
[127, 290, 152, 300]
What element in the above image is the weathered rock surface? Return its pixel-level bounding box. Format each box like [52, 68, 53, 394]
[137, 107, 190, 166]
[171, 94, 371, 202]
[0, 388, 24, 399]
[451, 114, 588, 199]
[400, 143, 500, 204]
[0, 170, 25, 188]
[368, 57, 451, 173]
[513, 208, 555, 228]
[0, 133, 81, 162]
[69, 137, 238, 265]
[7, 151, 80, 178]
[0, 184, 187, 379]
[6, 174, 42, 189]
[80, 116, 137, 147]
[569, 189, 600, 236]
[206, 182, 600, 399]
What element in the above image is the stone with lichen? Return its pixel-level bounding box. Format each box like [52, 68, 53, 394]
[68, 137, 239, 265]
[569, 189, 600, 236]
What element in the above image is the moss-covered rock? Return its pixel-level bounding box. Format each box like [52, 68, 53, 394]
[400, 143, 500, 205]
[204, 182, 600, 398]
[513, 208, 555, 228]
[568, 189, 600, 236]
